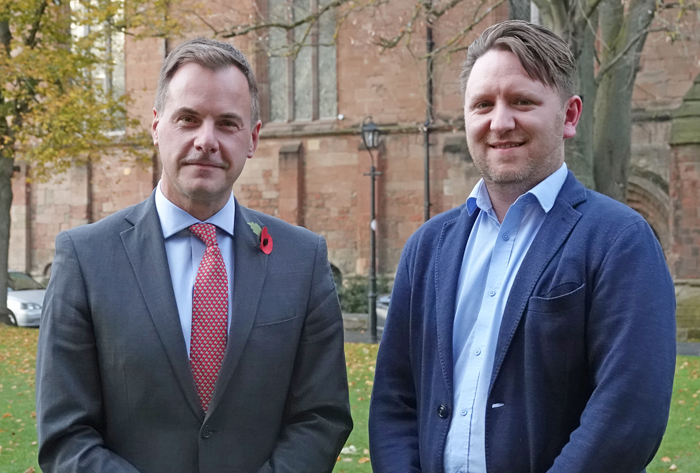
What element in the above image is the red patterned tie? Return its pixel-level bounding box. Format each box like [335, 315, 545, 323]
[189, 223, 228, 411]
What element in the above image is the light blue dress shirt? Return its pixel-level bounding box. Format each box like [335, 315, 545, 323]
[443, 163, 568, 473]
[154, 183, 235, 356]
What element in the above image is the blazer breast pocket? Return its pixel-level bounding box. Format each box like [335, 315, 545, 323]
[528, 283, 586, 314]
[248, 314, 299, 341]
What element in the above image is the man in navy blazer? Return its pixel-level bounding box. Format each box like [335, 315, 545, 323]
[36, 38, 352, 472]
[369, 21, 676, 473]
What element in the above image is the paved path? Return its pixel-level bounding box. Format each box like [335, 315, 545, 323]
[344, 329, 381, 344]
[678, 342, 700, 356]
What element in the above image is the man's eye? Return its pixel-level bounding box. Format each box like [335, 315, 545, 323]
[474, 102, 492, 109]
[178, 116, 196, 123]
[515, 99, 533, 106]
[220, 121, 238, 128]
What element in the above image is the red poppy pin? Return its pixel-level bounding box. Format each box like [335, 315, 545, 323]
[247, 222, 273, 255]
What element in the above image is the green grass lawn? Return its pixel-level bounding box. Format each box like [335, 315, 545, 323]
[647, 357, 700, 472]
[0, 324, 698, 473]
[334, 343, 378, 473]
[0, 326, 39, 473]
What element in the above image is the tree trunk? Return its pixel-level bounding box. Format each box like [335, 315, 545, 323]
[0, 19, 12, 324]
[0, 156, 13, 325]
[593, 0, 655, 201]
[565, 15, 598, 189]
[509, 0, 531, 21]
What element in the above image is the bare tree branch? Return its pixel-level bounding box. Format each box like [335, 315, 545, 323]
[429, 0, 469, 20]
[583, 0, 606, 22]
[433, 0, 508, 55]
[219, 0, 352, 38]
[661, 2, 699, 9]
[184, 8, 221, 36]
[376, 2, 421, 49]
[595, 25, 648, 83]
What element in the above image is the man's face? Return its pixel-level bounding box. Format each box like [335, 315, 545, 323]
[464, 49, 581, 190]
[152, 62, 261, 219]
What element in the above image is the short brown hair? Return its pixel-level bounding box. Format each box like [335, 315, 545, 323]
[460, 20, 577, 99]
[154, 38, 260, 124]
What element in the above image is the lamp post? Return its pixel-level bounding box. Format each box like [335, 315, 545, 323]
[362, 117, 381, 343]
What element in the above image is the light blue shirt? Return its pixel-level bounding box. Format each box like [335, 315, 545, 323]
[154, 183, 235, 356]
[443, 163, 568, 473]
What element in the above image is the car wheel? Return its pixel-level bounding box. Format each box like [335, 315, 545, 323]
[6, 310, 17, 326]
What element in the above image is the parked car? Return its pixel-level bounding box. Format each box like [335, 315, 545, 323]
[6, 271, 46, 327]
[376, 294, 391, 329]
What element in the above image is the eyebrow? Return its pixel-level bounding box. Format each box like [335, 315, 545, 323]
[467, 88, 540, 104]
[172, 107, 244, 122]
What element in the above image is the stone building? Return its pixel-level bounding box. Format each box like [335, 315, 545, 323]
[8, 1, 700, 299]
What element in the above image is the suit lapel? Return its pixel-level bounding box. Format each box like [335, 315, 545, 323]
[120, 194, 204, 421]
[434, 206, 479, 398]
[489, 173, 587, 393]
[206, 201, 268, 417]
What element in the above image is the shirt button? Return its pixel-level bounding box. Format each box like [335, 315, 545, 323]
[502, 233, 510, 241]
[474, 348, 482, 356]
[488, 290, 496, 297]
[460, 409, 467, 416]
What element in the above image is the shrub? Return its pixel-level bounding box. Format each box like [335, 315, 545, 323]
[338, 275, 391, 314]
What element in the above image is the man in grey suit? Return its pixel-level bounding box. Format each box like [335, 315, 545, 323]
[35, 38, 352, 473]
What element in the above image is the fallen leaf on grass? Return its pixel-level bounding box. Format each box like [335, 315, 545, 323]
[341, 445, 357, 455]
[2, 413, 11, 418]
[669, 464, 677, 471]
[662, 457, 671, 462]
[358, 457, 370, 464]
[23, 468, 35, 473]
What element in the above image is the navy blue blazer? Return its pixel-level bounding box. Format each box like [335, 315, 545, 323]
[369, 172, 676, 473]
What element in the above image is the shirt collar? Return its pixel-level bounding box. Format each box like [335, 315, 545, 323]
[466, 162, 568, 216]
[155, 182, 236, 239]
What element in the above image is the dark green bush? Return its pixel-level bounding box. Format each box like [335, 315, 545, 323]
[337, 275, 391, 314]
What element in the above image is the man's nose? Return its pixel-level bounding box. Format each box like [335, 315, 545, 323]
[490, 103, 516, 133]
[194, 121, 219, 154]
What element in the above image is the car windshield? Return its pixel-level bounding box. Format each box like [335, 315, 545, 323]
[8, 272, 45, 291]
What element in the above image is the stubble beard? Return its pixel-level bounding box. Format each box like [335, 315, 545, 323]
[469, 125, 566, 196]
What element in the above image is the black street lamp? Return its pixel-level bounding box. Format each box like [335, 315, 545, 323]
[361, 117, 381, 343]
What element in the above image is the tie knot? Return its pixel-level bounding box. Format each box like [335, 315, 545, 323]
[190, 223, 219, 248]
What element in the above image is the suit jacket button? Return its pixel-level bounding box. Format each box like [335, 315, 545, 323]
[437, 405, 449, 418]
[201, 424, 212, 439]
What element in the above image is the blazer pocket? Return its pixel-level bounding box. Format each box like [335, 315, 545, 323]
[249, 314, 299, 341]
[528, 283, 586, 314]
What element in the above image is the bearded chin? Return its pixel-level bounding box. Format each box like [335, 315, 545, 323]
[474, 157, 537, 185]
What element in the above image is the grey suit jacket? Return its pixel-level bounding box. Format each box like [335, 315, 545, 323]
[35, 194, 352, 473]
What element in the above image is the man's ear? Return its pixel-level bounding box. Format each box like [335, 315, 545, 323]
[247, 120, 262, 159]
[152, 109, 160, 146]
[563, 95, 583, 139]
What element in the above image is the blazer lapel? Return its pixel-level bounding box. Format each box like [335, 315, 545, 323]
[434, 206, 479, 398]
[489, 173, 587, 393]
[120, 194, 204, 421]
[206, 201, 268, 417]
